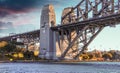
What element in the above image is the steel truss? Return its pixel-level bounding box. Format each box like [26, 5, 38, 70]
[56, 24, 103, 59]
[62, 0, 120, 24]
[51, 0, 120, 60]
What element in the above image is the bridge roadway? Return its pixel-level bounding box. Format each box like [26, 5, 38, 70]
[51, 13, 120, 31]
[0, 13, 120, 44]
[0, 29, 40, 41]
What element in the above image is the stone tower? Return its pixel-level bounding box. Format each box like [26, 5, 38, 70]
[61, 7, 78, 58]
[39, 4, 56, 59]
[61, 7, 76, 24]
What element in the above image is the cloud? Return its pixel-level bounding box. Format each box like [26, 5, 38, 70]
[0, 0, 38, 10]
[0, 21, 13, 29]
[0, 9, 9, 18]
[0, 0, 39, 18]
[0, 21, 14, 34]
[0, 0, 69, 36]
[0, 0, 60, 12]
[0, 0, 63, 19]
[0, 0, 64, 11]
[0, 8, 16, 18]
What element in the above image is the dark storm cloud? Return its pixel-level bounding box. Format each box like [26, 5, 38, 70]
[0, 0, 39, 11]
[0, 8, 15, 18]
[0, 0, 60, 18]
[0, 10, 9, 18]
[0, 0, 59, 12]
[0, 0, 41, 18]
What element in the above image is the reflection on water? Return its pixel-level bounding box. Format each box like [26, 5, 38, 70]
[0, 62, 120, 73]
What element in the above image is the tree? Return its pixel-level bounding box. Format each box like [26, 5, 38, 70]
[0, 41, 8, 48]
[103, 53, 113, 60]
[80, 54, 89, 60]
[88, 53, 94, 59]
[109, 50, 116, 60]
[2, 42, 16, 53]
[23, 50, 35, 60]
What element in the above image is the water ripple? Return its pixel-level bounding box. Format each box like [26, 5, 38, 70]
[0, 62, 120, 73]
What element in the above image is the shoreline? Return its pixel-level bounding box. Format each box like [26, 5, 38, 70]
[0, 60, 120, 64]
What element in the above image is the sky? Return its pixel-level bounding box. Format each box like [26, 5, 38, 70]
[0, 0, 120, 51]
[0, 0, 79, 36]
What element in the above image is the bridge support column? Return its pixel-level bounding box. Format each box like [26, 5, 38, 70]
[39, 4, 57, 60]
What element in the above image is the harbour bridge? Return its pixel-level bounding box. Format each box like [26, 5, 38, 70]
[0, 0, 120, 60]
[0, 29, 39, 42]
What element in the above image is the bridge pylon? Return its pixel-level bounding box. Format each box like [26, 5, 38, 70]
[39, 4, 57, 60]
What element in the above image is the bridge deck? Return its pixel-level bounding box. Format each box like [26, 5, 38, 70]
[1, 13, 120, 41]
[0, 29, 40, 41]
[51, 13, 120, 31]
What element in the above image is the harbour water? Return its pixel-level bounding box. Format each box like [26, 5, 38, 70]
[0, 62, 120, 73]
